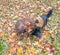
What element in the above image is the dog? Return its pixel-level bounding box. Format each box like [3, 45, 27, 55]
[15, 8, 53, 38]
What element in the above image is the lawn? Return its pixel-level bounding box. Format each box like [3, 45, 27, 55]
[0, 0, 60, 55]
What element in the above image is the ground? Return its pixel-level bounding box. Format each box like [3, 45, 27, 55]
[0, 0, 60, 55]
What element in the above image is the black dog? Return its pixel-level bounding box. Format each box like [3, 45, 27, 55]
[30, 9, 53, 38]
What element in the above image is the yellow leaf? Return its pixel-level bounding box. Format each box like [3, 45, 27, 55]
[11, 33, 16, 37]
[28, 48, 36, 54]
[17, 48, 23, 54]
[34, 41, 39, 45]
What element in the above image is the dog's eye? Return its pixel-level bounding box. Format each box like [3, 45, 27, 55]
[35, 19, 39, 23]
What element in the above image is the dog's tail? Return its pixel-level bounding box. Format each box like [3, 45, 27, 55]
[40, 8, 53, 27]
[46, 8, 53, 18]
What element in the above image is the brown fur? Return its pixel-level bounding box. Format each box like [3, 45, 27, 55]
[15, 17, 44, 35]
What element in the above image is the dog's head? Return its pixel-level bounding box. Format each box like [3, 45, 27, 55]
[35, 17, 44, 28]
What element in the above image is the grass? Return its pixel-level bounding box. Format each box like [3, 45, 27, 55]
[0, 0, 60, 55]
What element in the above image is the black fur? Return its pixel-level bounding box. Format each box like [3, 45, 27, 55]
[30, 27, 42, 38]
